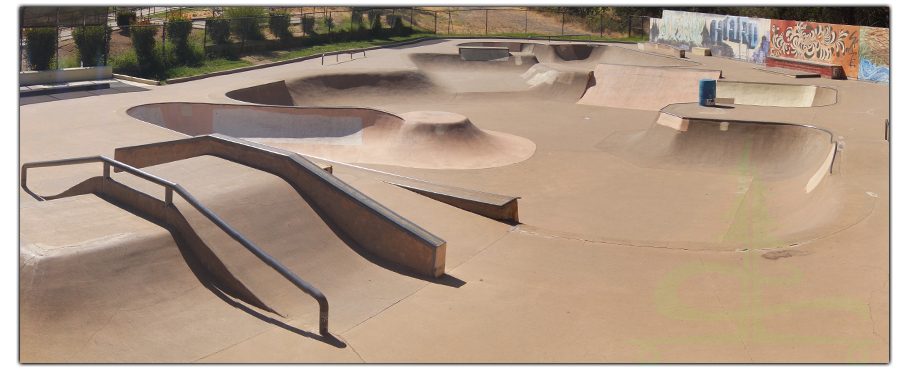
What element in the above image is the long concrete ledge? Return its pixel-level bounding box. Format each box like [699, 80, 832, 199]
[766, 56, 845, 79]
[113, 134, 447, 277]
[386, 181, 520, 223]
[20, 66, 113, 86]
[637, 42, 685, 58]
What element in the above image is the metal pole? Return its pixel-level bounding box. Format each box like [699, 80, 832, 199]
[55, 7, 59, 70]
[561, 11, 565, 35]
[600, 12, 603, 38]
[485, 9, 488, 35]
[162, 21, 166, 69]
[448, 11, 451, 34]
[434, 11, 437, 34]
[525, 10, 527, 34]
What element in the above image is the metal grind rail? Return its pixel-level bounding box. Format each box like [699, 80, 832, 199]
[21, 155, 330, 335]
[321, 49, 367, 65]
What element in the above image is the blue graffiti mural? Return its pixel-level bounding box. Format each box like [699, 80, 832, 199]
[710, 16, 761, 49]
[858, 58, 890, 83]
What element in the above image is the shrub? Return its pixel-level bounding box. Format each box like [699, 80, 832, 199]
[300, 15, 316, 35]
[224, 7, 267, 40]
[350, 10, 364, 27]
[72, 25, 111, 67]
[368, 9, 383, 35]
[391, 15, 411, 37]
[130, 20, 159, 69]
[205, 16, 231, 44]
[166, 11, 196, 64]
[24, 27, 57, 71]
[117, 10, 137, 28]
[268, 11, 292, 39]
[166, 11, 193, 43]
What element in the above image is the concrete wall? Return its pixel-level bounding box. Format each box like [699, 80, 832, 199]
[649, 11, 771, 64]
[20, 66, 113, 86]
[650, 10, 890, 84]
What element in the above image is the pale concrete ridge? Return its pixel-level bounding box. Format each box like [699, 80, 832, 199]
[19, 38, 889, 363]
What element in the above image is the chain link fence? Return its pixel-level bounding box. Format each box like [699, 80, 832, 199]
[21, 7, 652, 76]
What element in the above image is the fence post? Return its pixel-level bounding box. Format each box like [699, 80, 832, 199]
[55, 7, 60, 70]
[448, 11, 451, 34]
[162, 21, 166, 69]
[202, 19, 207, 48]
[600, 12, 603, 38]
[434, 11, 437, 34]
[241, 18, 246, 54]
[485, 9, 488, 35]
[561, 11, 565, 35]
[525, 9, 527, 34]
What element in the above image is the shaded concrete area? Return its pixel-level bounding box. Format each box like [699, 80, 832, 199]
[18, 39, 889, 363]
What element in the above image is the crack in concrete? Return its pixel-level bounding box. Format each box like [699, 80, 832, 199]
[68, 309, 119, 362]
[867, 279, 888, 345]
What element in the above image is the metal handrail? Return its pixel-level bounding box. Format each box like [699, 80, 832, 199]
[21, 155, 329, 335]
[528, 34, 593, 43]
[321, 49, 367, 65]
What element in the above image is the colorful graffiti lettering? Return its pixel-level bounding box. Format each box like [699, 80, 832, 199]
[770, 20, 860, 78]
[657, 10, 705, 48]
[710, 16, 761, 49]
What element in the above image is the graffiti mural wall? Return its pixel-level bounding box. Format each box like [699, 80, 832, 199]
[858, 26, 890, 84]
[649, 10, 771, 64]
[769, 20, 860, 78]
[649, 10, 888, 84]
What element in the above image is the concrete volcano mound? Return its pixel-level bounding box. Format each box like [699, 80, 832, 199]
[127, 103, 535, 170]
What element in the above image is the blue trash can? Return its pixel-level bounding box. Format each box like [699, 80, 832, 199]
[699, 79, 716, 107]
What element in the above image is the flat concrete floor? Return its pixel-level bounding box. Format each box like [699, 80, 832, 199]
[16, 38, 892, 365]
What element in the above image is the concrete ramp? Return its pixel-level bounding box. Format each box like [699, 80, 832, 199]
[127, 103, 536, 170]
[716, 81, 837, 107]
[577, 64, 722, 111]
[594, 112, 866, 246]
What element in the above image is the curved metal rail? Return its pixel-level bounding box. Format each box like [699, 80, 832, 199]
[528, 34, 593, 43]
[21, 155, 329, 335]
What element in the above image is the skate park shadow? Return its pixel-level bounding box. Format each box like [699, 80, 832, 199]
[163, 215, 348, 348]
[95, 194, 348, 348]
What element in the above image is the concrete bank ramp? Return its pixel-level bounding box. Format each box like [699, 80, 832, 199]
[577, 64, 722, 111]
[127, 103, 535, 170]
[595, 112, 872, 246]
[716, 81, 837, 107]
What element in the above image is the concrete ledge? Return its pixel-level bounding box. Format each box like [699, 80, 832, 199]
[752, 67, 822, 78]
[638, 42, 685, 58]
[766, 56, 844, 79]
[691, 47, 711, 56]
[113, 73, 160, 86]
[113, 134, 447, 278]
[20, 66, 113, 86]
[386, 181, 519, 223]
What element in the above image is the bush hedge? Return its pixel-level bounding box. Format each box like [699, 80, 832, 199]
[269, 11, 292, 39]
[205, 16, 231, 44]
[224, 7, 267, 40]
[24, 27, 57, 71]
[72, 25, 111, 67]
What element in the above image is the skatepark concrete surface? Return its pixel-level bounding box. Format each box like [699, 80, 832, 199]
[18, 39, 890, 364]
